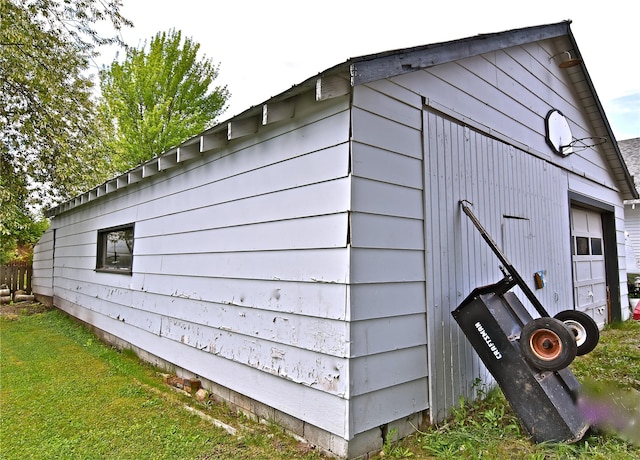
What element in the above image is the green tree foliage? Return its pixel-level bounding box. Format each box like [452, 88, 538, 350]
[0, 164, 48, 264]
[99, 29, 230, 172]
[1, 0, 131, 199]
[0, 0, 131, 260]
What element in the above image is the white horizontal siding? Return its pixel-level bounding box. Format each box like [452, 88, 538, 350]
[350, 248, 424, 284]
[138, 144, 349, 219]
[352, 84, 422, 131]
[48, 94, 354, 438]
[136, 274, 349, 320]
[134, 214, 348, 255]
[53, 282, 349, 396]
[349, 314, 426, 358]
[347, 86, 429, 437]
[52, 104, 351, 234]
[134, 249, 349, 282]
[54, 295, 348, 437]
[351, 107, 422, 159]
[54, 241, 95, 259]
[50, 268, 348, 320]
[350, 346, 427, 396]
[32, 228, 55, 296]
[351, 143, 423, 189]
[351, 177, 423, 219]
[349, 379, 428, 436]
[350, 213, 423, 250]
[348, 283, 426, 321]
[624, 205, 640, 270]
[53, 276, 349, 358]
[392, 39, 617, 192]
[136, 179, 350, 238]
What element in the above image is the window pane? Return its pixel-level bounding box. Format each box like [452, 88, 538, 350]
[591, 238, 603, 256]
[575, 237, 590, 255]
[105, 230, 133, 269]
[98, 226, 134, 272]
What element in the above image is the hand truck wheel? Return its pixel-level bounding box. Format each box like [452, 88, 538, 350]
[554, 310, 599, 356]
[520, 317, 577, 371]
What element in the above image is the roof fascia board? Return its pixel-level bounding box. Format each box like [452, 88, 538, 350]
[351, 22, 569, 85]
[50, 22, 638, 217]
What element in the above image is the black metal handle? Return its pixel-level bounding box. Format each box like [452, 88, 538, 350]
[459, 200, 550, 318]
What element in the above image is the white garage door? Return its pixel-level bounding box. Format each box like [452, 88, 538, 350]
[570, 207, 607, 328]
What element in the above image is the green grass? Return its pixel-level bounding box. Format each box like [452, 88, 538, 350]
[0, 308, 325, 459]
[2, 307, 639, 459]
[386, 320, 640, 459]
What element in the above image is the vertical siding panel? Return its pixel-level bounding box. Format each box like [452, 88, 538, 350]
[424, 110, 443, 416]
[460, 126, 479, 390]
[434, 112, 449, 411]
[625, 206, 640, 269]
[424, 109, 580, 421]
[450, 121, 465, 399]
[441, 114, 456, 411]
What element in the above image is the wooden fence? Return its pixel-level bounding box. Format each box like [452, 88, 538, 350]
[0, 262, 32, 294]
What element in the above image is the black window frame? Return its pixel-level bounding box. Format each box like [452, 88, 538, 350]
[96, 223, 135, 274]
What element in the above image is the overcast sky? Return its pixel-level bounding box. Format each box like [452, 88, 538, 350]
[96, 0, 639, 141]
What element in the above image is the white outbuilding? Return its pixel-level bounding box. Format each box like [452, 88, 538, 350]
[33, 21, 636, 458]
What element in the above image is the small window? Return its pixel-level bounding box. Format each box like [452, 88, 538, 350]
[97, 224, 134, 274]
[591, 238, 603, 255]
[575, 237, 590, 255]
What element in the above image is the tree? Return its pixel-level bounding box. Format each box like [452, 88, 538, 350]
[0, 0, 131, 259]
[99, 29, 230, 172]
[1, 0, 131, 199]
[0, 163, 47, 264]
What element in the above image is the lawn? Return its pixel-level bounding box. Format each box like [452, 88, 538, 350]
[1, 304, 639, 459]
[0, 305, 326, 459]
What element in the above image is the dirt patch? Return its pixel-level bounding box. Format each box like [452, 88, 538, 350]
[0, 301, 53, 317]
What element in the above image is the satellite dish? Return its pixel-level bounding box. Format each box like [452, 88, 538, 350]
[545, 109, 573, 156]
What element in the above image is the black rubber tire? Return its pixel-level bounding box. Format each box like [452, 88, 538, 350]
[520, 317, 577, 371]
[554, 310, 599, 356]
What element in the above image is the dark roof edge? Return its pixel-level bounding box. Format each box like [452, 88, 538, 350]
[45, 20, 638, 216]
[350, 21, 571, 85]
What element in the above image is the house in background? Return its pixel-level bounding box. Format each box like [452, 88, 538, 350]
[32, 21, 637, 458]
[619, 138, 640, 278]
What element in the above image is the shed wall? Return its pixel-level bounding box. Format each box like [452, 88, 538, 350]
[392, 37, 618, 191]
[348, 84, 428, 436]
[39, 93, 354, 438]
[568, 174, 629, 321]
[351, 36, 628, 424]
[30, 32, 631, 456]
[625, 205, 640, 271]
[32, 228, 54, 298]
[423, 112, 573, 419]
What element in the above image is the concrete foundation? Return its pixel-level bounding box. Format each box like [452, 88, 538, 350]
[50, 304, 426, 459]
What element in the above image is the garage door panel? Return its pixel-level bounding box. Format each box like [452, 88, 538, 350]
[571, 209, 589, 233]
[586, 213, 602, 233]
[590, 260, 605, 278]
[592, 284, 607, 302]
[585, 306, 607, 329]
[571, 206, 607, 325]
[574, 261, 593, 282]
[575, 285, 594, 305]
[575, 286, 606, 307]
